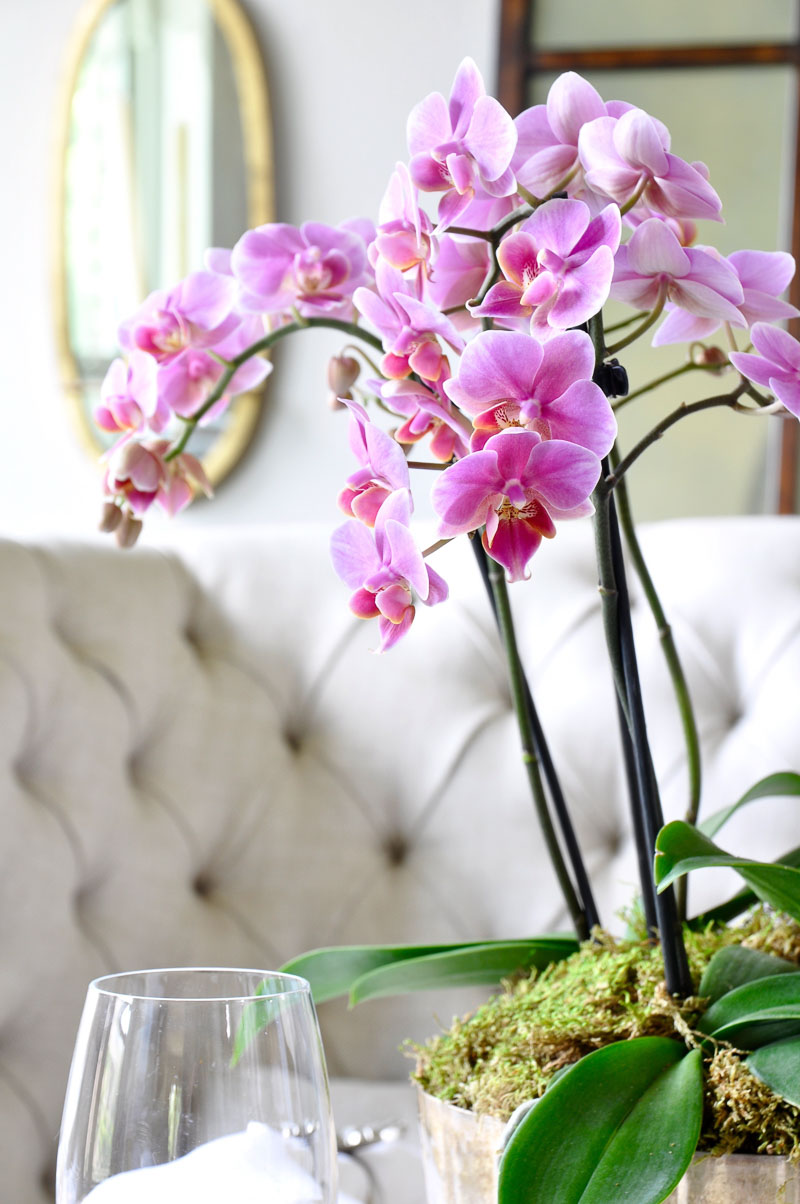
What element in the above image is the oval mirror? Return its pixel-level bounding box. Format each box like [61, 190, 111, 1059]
[54, 0, 274, 488]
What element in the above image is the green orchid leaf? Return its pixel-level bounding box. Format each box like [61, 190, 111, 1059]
[687, 844, 800, 929]
[747, 1035, 800, 1107]
[349, 938, 578, 1005]
[281, 943, 481, 1004]
[698, 946, 797, 1004]
[654, 822, 800, 922]
[699, 773, 800, 839]
[497, 1037, 703, 1204]
[282, 937, 577, 1005]
[697, 972, 800, 1048]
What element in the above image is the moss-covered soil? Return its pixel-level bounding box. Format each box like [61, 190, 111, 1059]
[413, 910, 800, 1158]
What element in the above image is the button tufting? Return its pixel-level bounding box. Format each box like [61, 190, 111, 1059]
[192, 871, 215, 898]
[40, 1163, 56, 1199]
[283, 726, 304, 753]
[383, 833, 409, 867]
[183, 623, 204, 652]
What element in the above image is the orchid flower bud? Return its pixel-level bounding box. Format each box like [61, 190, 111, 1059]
[115, 512, 143, 548]
[690, 343, 729, 374]
[327, 355, 360, 400]
[99, 500, 124, 533]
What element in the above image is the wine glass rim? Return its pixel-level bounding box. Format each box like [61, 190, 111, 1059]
[88, 966, 312, 1002]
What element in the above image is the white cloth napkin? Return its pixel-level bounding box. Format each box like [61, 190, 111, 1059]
[83, 1122, 357, 1203]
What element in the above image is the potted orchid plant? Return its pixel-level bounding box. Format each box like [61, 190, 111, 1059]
[95, 57, 800, 1204]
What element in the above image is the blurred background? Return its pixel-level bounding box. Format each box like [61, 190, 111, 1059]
[3, 0, 799, 540]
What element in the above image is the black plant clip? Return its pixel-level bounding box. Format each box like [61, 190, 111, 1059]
[594, 359, 629, 399]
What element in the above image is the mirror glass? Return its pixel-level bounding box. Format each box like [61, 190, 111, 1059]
[55, 0, 274, 486]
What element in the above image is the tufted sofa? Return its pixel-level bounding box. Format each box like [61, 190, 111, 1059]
[3, 515, 800, 1203]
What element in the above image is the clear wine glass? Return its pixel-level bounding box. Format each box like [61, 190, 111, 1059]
[56, 967, 338, 1203]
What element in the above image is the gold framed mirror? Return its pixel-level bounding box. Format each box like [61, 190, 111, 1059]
[53, 0, 274, 488]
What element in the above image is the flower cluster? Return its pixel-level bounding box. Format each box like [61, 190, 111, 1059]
[98, 58, 799, 654]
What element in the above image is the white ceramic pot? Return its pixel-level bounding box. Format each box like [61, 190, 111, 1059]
[417, 1088, 800, 1203]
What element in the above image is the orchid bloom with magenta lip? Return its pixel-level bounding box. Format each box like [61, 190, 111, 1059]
[354, 260, 464, 383]
[331, 489, 448, 651]
[231, 220, 373, 320]
[96, 351, 165, 436]
[472, 198, 621, 336]
[431, 428, 600, 582]
[118, 271, 241, 363]
[372, 162, 435, 277]
[444, 328, 616, 457]
[375, 375, 472, 462]
[103, 439, 211, 519]
[337, 400, 411, 526]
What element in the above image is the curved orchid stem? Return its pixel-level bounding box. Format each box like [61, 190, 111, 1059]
[606, 291, 666, 356]
[612, 361, 705, 412]
[479, 541, 593, 941]
[600, 384, 751, 488]
[167, 317, 384, 460]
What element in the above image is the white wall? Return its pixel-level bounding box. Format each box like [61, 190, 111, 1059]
[0, 0, 500, 540]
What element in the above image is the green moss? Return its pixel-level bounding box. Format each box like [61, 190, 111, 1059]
[412, 910, 800, 1158]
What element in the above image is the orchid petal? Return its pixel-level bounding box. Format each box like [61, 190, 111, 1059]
[613, 108, 669, 175]
[546, 71, 607, 145]
[330, 521, 380, 589]
[445, 330, 543, 413]
[533, 330, 596, 402]
[527, 198, 591, 258]
[448, 57, 485, 136]
[464, 95, 518, 181]
[407, 91, 451, 156]
[751, 322, 800, 373]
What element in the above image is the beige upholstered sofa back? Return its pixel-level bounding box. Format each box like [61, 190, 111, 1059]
[2, 517, 799, 1201]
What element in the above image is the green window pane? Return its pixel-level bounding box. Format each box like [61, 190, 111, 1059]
[531, 0, 799, 49]
[526, 66, 795, 518]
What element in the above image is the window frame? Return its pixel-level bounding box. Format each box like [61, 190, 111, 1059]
[497, 0, 800, 512]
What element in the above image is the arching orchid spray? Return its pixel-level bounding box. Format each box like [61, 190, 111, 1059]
[96, 60, 800, 1203]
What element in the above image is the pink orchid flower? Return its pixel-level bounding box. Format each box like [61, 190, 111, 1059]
[96, 351, 167, 435]
[730, 323, 800, 418]
[611, 219, 744, 327]
[431, 428, 600, 582]
[118, 271, 241, 363]
[374, 376, 472, 462]
[338, 400, 411, 526]
[372, 163, 435, 276]
[426, 234, 492, 331]
[653, 249, 800, 346]
[331, 489, 448, 651]
[103, 440, 212, 517]
[578, 108, 722, 222]
[472, 198, 620, 337]
[354, 260, 464, 383]
[157, 316, 272, 423]
[443, 328, 616, 456]
[512, 71, 625, 204]
[407, 57, 518, 229]
[231, 221, 372, 320]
